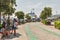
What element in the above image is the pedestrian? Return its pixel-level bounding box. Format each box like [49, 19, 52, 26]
[10, 17, 14, 34]
[1, 16, 7, 38]
[12, 18, 18, 36]
[2, 19, 6, 35]
[6, 17, 11, 37]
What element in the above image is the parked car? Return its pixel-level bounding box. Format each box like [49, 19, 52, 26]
[31, 18, 36, 22]
[36, 18, 40, 22]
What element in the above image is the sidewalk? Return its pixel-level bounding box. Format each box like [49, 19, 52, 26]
[1, 25, 28, 40]
[11, 25, 28, 40]
[29, 22, 60, 40]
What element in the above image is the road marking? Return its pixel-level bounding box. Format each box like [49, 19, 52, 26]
[35, 23, 60, 37]
[25, 25, 38, 40]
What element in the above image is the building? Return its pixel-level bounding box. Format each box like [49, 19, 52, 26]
[28, 11, 38, 22]
[47, 14, 60, 21]
[28, 11, 36, 19]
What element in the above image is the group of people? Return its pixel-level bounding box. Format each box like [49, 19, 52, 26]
[0, 16, 18, 38]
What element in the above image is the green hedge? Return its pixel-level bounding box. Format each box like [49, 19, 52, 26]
[54, 21, 60, 29]
[41, 20, 47, 25]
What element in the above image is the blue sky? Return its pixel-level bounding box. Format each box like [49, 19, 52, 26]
[15, 0, 60, 16]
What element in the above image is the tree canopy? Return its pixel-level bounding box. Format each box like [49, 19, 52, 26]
[25, 14, 31, 20]
[0, 0, 16, 23]
[40, 7, 52, 19]
[15, 11, 24, 19]
[0, 0, 16, 15]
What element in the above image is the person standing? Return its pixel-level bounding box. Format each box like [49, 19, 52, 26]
[1, 16, 7, 38]
[12, 18, 18, 36]
[10, 17, 14, 34]
[6, 17, 11, 37]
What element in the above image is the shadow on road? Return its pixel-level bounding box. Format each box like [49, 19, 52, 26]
[2, 33, 21, 40]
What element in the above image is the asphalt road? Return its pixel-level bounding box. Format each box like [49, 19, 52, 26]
[28, 22, 60, 40]
[1, 22, 60, 40]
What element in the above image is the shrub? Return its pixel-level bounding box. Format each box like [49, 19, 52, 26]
[54, 21, 60, 29]
[41, 19, 47, 25]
